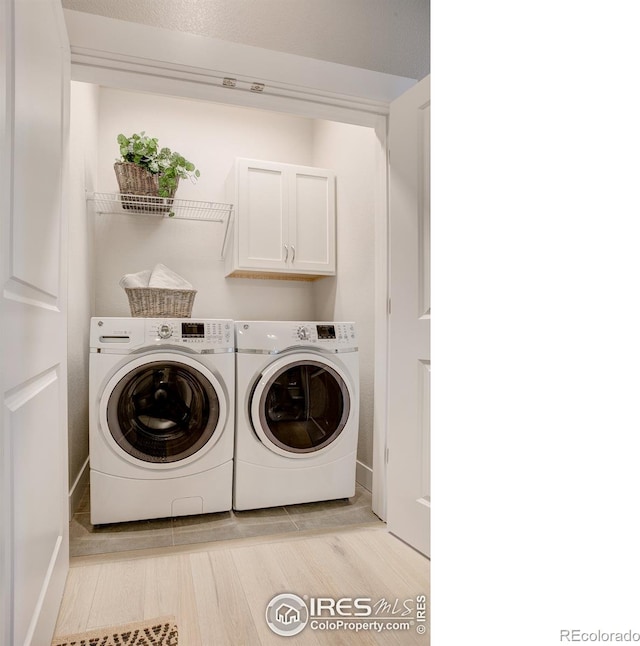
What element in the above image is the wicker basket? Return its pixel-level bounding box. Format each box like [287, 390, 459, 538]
[114, 162, 179, 214]
[124, 287, 196, 318]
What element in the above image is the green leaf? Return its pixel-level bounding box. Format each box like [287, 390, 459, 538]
[116, 132, 200, 189]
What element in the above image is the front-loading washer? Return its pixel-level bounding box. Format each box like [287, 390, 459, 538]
[89, 317, 234, 524]
[234, 320, 359, 510]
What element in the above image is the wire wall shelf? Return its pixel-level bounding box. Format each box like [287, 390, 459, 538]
[88, 192, 233, 223]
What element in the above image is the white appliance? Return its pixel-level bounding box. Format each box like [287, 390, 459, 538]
[234, 320, 359, 510]
[89, 317, 234, 524]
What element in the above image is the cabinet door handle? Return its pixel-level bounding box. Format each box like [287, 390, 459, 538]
[284, 244, 289, 262]
[291, 245, 296, 263]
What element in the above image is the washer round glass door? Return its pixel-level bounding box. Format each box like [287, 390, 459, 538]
[101, 354, 225, 466]
[250, 353, 352, 457]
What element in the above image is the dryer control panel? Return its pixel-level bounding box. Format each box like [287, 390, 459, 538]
[235, 321, 357, 354]
[294, 323, 356, 344]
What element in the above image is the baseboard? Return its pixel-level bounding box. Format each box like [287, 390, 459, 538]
[68, 456, 89, 518]
[356, 460, 373, 492]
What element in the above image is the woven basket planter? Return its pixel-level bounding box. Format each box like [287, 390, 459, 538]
[124, 287, 196, 318]
[114, 162, 179, 214]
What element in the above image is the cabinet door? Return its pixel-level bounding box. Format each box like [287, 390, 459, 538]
[288, 167, 336, 275]
[236, 159, 288, 271]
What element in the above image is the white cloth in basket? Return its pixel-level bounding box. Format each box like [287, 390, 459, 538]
[119, 264, 193, 291]
[118, 268, 152, 289]
[149, 264, 193, 290]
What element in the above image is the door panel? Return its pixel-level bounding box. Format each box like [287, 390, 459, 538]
[290, 170, 335, 272]
[9, 371, 63, 645]
[387, 76, 430, 557]
[239, 161, 288, 268]
[419, 102, 430, 318]
[106, 361, 220, 463]
[1, 0, 70, 643]
[250, 354, 353, 458]
[418, 360, 431, 500]
[256, 361, 349, 453]
[13, 0, 64, 297]
[97, 353, 229, 471]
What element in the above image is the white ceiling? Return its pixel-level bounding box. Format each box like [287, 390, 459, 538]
[60, 0, 430, 80]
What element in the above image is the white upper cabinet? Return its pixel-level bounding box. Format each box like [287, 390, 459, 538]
[226, 159, 336, 280]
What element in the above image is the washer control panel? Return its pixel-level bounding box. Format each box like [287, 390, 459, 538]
[158, 323, 173, 339]
[296, 325, 311, 341]
[90, 317, 234, 352]
[146, 319, 233, 349]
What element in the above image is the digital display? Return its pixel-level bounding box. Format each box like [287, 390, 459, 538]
[182, 322, 205, 338]
[316, 324, 336, 339]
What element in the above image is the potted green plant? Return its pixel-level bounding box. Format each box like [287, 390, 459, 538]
[114, 131, 200, 214]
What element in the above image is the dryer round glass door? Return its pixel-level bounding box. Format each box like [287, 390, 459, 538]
[250, 355, 352, 456]
[105, 359, 221, 464]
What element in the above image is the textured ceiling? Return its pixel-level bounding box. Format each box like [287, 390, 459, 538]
[61, 0, 429, 80]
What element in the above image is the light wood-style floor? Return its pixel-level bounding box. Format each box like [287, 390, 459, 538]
[54, 524, 430, 645]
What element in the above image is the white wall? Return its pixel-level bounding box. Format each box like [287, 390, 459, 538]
[67, 81, 98, 509]
[68, 84, 378, 502]
[94, 87, 317, 320]
[311, 120, 378, 489]
[61, 0, 429, 80]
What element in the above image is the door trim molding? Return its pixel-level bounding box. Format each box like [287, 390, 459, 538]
[63, 7, 397, 523]
[64, 10, 416, 128]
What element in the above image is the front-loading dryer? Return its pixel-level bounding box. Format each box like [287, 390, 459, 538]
[234, 320, 359, 510]
[89, 317, 234, 524]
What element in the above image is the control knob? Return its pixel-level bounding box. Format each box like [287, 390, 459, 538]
[158, 323, 172, 339]
[297, 325, 311, 341]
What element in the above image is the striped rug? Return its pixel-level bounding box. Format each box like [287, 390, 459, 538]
[51, 616, 178, 646]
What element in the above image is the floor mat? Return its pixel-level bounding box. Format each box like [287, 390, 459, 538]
[51, 615, 178, 646]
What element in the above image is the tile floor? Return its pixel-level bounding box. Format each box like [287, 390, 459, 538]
[70, 483, 382, 557]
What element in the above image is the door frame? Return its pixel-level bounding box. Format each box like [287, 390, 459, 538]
[63, 9, 417, 520]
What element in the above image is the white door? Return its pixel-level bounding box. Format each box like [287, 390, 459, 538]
[289, 167, 336, 274]
[237, 159, 288, 271]
[1, 0, 70, 644]
[249, 354, 353, 456]
[386, 76, 430, 557]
